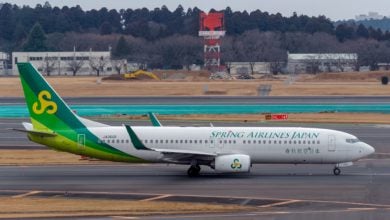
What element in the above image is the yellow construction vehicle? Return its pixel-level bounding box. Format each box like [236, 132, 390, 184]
[123, 70, 160, 80]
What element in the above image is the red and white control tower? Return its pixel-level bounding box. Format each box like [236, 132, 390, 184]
[199, 12, 225, 72]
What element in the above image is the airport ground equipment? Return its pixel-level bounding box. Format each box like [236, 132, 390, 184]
[124, 70, 160, 80]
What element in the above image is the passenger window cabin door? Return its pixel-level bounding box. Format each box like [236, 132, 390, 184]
[209, 138, 215, 148]
[215, 138, 223, 149]
[77, 134, 86, 151]
[209, 138, 224, 149]
[328, 135, 336, 152]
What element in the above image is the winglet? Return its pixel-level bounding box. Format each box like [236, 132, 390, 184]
[148, 112, 162, 127]
[124, 125, 149, 150]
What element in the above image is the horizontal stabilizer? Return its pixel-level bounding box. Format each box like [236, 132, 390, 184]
[11, 128, 57, 137]
[11, 122, 57, 137]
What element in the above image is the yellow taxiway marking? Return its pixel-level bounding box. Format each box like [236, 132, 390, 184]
[347, 208, 378, 211]
[12, 190, 41, 198]
[153, 208, 382, 220]
[259, 200, 300, 208]
[3, 189, 390, 210]
[140, 194, 171, 202]
[111, 217, 139, 220]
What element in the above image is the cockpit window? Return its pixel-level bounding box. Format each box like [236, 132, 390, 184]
[346, 138, 360, 143]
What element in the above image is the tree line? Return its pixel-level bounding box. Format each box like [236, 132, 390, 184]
[0, 2, 334, 43]
[2, 2, 390, 47]
[336, 18, 390, 32]
[2, 2, 390, 71]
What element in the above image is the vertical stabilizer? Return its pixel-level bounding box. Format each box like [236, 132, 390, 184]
[17, 62, 84, 132]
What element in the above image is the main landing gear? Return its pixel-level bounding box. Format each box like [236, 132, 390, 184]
[333, 167, 341, 176]
[187, 165, 201, 177]
[333, 162, 353, 176]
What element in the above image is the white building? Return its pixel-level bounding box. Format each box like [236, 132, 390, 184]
[355, 12, 385, 21]
[0, 52, 10, 75]
[12, 51, 112, 76]
[0, 52, 8, 69]
[226, 62, 271, 75]
[287, 53, 358, 74]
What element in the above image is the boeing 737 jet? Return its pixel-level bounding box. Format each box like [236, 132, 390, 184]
[15, 63, 375, 176]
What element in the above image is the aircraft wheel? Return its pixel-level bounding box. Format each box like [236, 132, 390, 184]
[195, 165, 201, 172]
[333, 167, 341, 176]
[187, 165, 200, 177]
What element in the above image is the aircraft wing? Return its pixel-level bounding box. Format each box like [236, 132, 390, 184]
[125, 124, 216, 163]
[151, 148, 216, 163]
[151, 148, 216, 156]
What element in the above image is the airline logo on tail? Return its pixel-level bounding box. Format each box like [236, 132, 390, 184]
[32, 90, 58, 115]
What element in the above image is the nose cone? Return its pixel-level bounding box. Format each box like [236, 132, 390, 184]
[363, 143, 375, 157]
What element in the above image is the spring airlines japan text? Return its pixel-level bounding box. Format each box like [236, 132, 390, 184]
[210, 131, 320, 140]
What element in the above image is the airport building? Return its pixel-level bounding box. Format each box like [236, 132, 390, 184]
[0, 52, 11, 75]
[355, 12, 385, 21]
[11, 51, 112, 76]
[226, 62, 271, 75]
[287, 53, 358, 74]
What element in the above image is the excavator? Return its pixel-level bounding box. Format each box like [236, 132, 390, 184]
[122, 64, 160, 80]
[123, 70, 160, 80]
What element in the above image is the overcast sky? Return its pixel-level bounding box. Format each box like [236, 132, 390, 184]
[3, 0, 390, 20]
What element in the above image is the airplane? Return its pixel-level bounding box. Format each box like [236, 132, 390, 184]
[15, 62, 375, 177]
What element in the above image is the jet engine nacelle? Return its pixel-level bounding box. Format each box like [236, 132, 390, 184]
[214, 154, 251, 173]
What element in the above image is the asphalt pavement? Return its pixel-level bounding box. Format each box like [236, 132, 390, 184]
[1, 105, 390, 219]
[1, 159, 390, 219]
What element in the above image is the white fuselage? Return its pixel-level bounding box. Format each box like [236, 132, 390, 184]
[90, 126, 374, 165]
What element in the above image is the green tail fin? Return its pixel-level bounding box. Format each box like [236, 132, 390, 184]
[17, 62, 84, 132]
